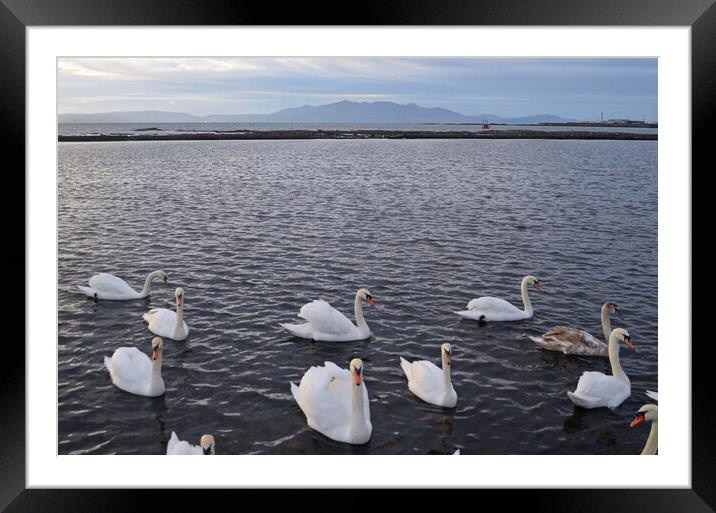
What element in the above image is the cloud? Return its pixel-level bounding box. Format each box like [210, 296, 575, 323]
[57, 57, 657, 119]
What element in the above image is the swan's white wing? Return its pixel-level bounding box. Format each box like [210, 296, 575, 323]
[322, 361, 350, 380]
[646, 390, 659, 402]
[467, 296, 518, 314]
[167, 432, 180, 454]
[407, 360, 444, 400]
[89, 273, 138, 296]
[298, 300, 357, 335]
[168, 439, 201, 455]
[297, 363, 352, 432]
[573, 371, 627, 401]
[144, 308, 182, 338]
[108, 347, 150, 386]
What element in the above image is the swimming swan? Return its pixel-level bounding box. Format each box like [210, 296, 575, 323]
[567, 328, 635, 409]
[143, 287, 190, 341]
[281, 288, 374, 341]
[455, 275, 541, 322]
[104, 336, 165, 397]
[630, 403, 658, 455]
[167, 433, 215, 455]
[399, 343, 457, 408]
[290, 358, 372, 444]
[529, 302, 623, 356]
[78, 270, 167, 300]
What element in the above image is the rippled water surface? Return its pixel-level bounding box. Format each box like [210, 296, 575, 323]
[58, 139, 657, 455]
[58, 122, 658, 136]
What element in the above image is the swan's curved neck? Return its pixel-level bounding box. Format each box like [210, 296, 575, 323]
[520, 278, 533, 314]
[173, 304, 184, 337]
[350, 379, 368, 438]
[442, 358, 452, 389]
[608, 334, 629, 382]
[151, 352, 162, 382]
[600, 305, 612, 343]
[354, 293, 368, 329]
[140, 271, 161, 297]
[642, 419, 658, 455]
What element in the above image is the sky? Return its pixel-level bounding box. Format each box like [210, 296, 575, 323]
[57, 57, 658, 121]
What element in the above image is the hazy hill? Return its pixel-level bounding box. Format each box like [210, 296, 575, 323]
[58, 110, 203, 123]
[59, 101, 574, 124]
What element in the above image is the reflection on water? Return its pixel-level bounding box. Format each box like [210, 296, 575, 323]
[58, 138, 657, 454]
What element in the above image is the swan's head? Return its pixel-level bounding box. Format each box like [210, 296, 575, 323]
[630, 404, 658, 427]
[524, 275, 542, 291]
[604, 302, 624, 320]
[175, 287, 184, 307]
[151, 337, 163, 361]
[200, 434, 215, 455]
[357, 288, 375, 306]
[441, 342, 452, 366]
[612, 328, 635, 350]
[350, 358, 364, 386]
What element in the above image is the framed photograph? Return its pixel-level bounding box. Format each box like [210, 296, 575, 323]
[7, 0, 712, 510]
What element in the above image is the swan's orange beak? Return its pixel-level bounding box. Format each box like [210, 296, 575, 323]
[625, 336, 635, 350]
[630, 412, 645, 427]
[366, 296, 375, 306]
[152, 347, 159, 361]
[354, 371, 362, 386]
[176, 296, 183, 307]
[534, 282, 542, 291]
[445, 354, 451, 366]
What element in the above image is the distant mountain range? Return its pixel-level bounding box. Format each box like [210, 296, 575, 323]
[58, 100, 575, 125]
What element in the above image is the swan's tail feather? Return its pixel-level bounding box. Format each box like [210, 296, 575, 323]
[289, 381, 302, 410]
[103, 356, 112, 372]
[529, 335, 551, 349]
[399, 357, 412, 380]
[167, 431, 180, 455]
[646, 390, 658, 402]
[455, 311, 487, 325]
[78, 286, 96, 298]
[567, 391, 598, 409]
[281, 322, 311, 339]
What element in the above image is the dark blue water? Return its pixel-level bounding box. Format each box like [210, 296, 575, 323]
[57, 122, 658, 137]
[58, 138, 658, 455]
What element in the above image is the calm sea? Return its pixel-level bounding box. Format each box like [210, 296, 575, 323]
[58, 137, 657, 455]
[57, 122, 658, 136]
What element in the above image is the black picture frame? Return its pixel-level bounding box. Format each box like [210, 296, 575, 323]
[3, 0, 712, 510]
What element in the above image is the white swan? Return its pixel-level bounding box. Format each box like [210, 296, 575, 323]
[78, 270, 167, 300]
[143, 287, 190, 341]
[399, 342, 457, 408]
[104, 336, 165, 397]
[645, 390, 658, 401]
[455, 275, 542, 322]
[453, 449, 460, 455]
[280, 288, 374, 341]
[529, 302, 623, 356]
[630, 403, 658, 455]
[567, 328, 635, 409]
[290, 358, 372, 445]
[166, 432, 215, 455]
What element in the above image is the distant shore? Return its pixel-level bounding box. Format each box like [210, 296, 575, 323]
[58, 129, 657, 142]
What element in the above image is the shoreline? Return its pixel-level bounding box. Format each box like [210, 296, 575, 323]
[58, 129, 657, 142]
